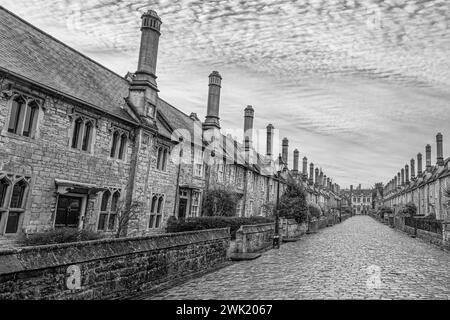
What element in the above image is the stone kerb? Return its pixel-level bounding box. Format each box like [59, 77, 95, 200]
[234, 223, 275, 254]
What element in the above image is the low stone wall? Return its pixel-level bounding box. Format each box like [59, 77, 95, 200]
[234, 223, 275, 254]
[317, 217, 329, 229]
[279, 218, 307, 240]
[0, 228, 230, 300]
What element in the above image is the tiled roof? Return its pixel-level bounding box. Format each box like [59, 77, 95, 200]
[0, 6, 136, 123]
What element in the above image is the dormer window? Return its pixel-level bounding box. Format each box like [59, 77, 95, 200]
[146, 103, 156, 118]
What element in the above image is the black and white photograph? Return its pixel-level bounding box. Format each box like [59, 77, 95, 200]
[0, 0, 450, 306]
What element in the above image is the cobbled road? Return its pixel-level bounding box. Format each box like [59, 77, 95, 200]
[148, 216, 450, 300]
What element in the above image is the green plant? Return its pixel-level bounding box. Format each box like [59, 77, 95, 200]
[378, 206, 393, 218]
[278, 184, 309, 223]
[21, 228, 104, 246]
[202, 188, 240, 217]
[398, 202, 417, 217]
[308, 202, 322, 219]
[166, 216, 274, 240]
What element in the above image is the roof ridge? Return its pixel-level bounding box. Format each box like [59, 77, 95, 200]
[0, 5, 129, 85]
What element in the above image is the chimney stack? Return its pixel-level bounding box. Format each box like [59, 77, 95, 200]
[293, 149, 299, 173]
[397, 172, 401, 188]
[394, 175, 397, 189]
[129, 10, 162, 119]
[266, 124, 274, 157]
[410, 158, 415, 180]
[243, 106, 254, 151]
[401, 168, 405, 186]
[426, 144, 432, 172]
[309, 163, 314, 184]
[417, 153, 423, 176]
[405, 164, 410, 185]
[315, 168, 319, 186]
[282, 138, 289, 166]
[323, 174, 327, 188]
[302, 157, 308, 177]
[203, 71, 222, 130]
[437, 133, 444, 166]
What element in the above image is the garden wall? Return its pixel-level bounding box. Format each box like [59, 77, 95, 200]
[234, 223, 275, 254]
[279, 218, 307, 240]
[0, 228, 230, 300]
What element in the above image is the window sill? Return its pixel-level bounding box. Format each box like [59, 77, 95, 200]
[1, 131, 37, 143]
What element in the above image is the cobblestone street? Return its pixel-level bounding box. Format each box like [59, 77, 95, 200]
[148, 216, 450, 300]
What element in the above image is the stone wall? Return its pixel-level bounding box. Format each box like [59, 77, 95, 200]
[0, 228, 230, 300]
[234, 223, 274, 253]
[279, 218, 307, 240]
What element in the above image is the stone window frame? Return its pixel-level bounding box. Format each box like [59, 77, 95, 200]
[148, 193, 165, 229]
[216, 160, 224, 183]
[68, 111, 97, 154]
[247, 200, 254, 217]
[193, 146, 204, 177]
[0, 172, 31, 236]
[236, 167, 244, 188]
[236, 199, 243, 217]
[156, 145, 169, 171]
[109, 127, 129, 161]
[2, 90, 44, 140]
[190, 191, 201, 217]
[97, 188, 122, 232]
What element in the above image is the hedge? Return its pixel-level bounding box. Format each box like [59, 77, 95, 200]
[166, 216, 275, 240]
[21, 228, 104, 246]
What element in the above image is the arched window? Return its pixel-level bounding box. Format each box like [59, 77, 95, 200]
[0, 177, 9, 208]
[149, 194, 164, 229]
[10, 180, 27, 209]
[22, 101, 39, 137]
[8, 96, 26, 134]
[151, 195, 158, 213]
[157, 196, 164, 213]
[110, 131, 119, 157]
[82, 121, 93, 151]
[118, 133, 127, 160]
[72, 117, 83, 148]
[156, 147, 163, 169]
[100, 191, 110, 212]
[161, 149, 168, 171]
[111, 192, 120, 212]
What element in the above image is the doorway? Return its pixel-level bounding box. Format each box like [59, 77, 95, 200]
[55, 195, 83, 228]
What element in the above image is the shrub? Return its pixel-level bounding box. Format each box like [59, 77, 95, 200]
[378, 206, 393, 218]
[202, 188, 240, 217]
[398, 202, 417, 217]
[308, 202, 322, 219]
[21, 228, 104, 247]
[166, 216, 274, 240]
[278, 185, 309, 223]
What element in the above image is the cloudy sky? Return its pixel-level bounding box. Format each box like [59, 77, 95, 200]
[3, 0, 450, 188]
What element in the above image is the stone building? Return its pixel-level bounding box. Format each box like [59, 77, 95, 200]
[341, 185, 373, 215]
[0, 6, 342, 245]
[383, 133, 450, 220]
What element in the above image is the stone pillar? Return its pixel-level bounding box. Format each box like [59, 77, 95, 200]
[437, 133, 444, 166]
[266, 124, 274, 157]
[243, 105, 254, 151]
[293, 149, 299, 173]
[282, 138, 289, 166]
[417, 153, 423, 176]
[410, 158, 415, 180]
[203, 71, 222, 130]
[426, 144, 432, 172]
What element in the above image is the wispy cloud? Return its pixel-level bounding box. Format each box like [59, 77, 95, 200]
[2, 0, 450, 188]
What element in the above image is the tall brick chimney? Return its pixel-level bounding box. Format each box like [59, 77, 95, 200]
[315, 168, 319, 186]
[426, 144, 432, 172]
[417, 153, 423, 176]
[401, 168, 405, 186]
[282, 138, 289, 166]
[129, 10, 162, 120]
[410, 158, 415, 180]
[437, 133, 444, 166]
[203, 71, 222, 130]
[303, 157, 308, 177]
[309, 163, 314, 184]
[397, 172, 401, 188]
[243, 106, 254, 151]
[266, 124, 274, 157]
[394, 175, 397, 189]
[405, 164, 409, 185]
[293, 149, 299, 173]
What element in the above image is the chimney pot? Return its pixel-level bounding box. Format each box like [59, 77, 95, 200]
[417, 153, 423, 176]
[426, 144, 432, 172]
[437, 133, 444, 166]
[266, 124, 274, 157]
[243, 106, 254, 151]
[293, 149, 299, 173]
[282, 138, 289, 166]
[203, 71, 222, 130]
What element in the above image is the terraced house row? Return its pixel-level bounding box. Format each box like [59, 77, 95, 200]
[383, 133, 450, 220]
[0, 7, 341, 245]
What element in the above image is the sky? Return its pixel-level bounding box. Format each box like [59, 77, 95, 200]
[2, 0, 450, 189]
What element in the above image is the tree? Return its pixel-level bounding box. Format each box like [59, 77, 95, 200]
[278, 184, 309, 223]
[203, 186, 240, 217]
[113, 200, 143, 238]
